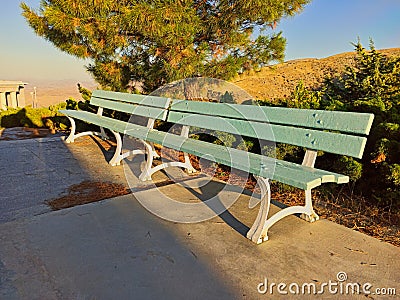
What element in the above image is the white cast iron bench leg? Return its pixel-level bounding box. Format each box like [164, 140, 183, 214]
[247, 177, 319, 244]
[110, 118, 161, 166]
[138, 125, 197, 181]
[64, 116, 108, 143]
[108, 130, 147, 166]
[65, 107, 109, 143]
[247, 149, 320, 244]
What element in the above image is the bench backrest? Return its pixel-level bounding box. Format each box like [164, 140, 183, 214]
[167, 100, 374, 159]
[91, 90, 171, 121]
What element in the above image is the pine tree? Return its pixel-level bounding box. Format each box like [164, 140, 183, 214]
[21, 0, 310, 92]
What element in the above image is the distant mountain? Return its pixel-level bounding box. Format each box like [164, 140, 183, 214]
[22, 79, 98, 108]
[232, 48, 400, 102]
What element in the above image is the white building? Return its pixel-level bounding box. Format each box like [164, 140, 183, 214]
[0, 81, 28, 110]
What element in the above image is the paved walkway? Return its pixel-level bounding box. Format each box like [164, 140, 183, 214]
[0, 136, 399, 299]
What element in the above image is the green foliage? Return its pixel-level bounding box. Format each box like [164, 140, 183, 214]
[323, 40, 400, 114]
[388, 164, 400, 186]
[322, 40, 400, 207]
[0, 108, 26, 127]
[213, 131, 237, 148]
[0, 105, 67, 129]
[21, 0, 310, 92]
[288, 80, 321, 109]
[333, 156, 363, 182]
[259, 40, 400, 208]
[237, 138, 255, 151]
[77, 83, 92, 101]
[262, 143, 302, 162]
[66, 94, 96, 114]
[66, 98, 79, 110]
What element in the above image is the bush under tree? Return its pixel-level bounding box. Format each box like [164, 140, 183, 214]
[260, 41, 400, 209]
[323, 41, 400, 207]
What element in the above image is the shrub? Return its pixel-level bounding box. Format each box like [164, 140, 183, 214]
[0, 106, 59, 128]
[258, 40, 400, 209]
[322, 40, 400, 208]
[0, 101, 70, 131]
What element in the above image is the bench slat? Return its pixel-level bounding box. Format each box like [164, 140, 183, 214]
[167, 111, 368, 158]
[170, 100, 374, 135]
[124, 125, 349, 190]
[60, 110, 129, 133]
[92, 90, 170, 109]
[90, 97, 169, 120]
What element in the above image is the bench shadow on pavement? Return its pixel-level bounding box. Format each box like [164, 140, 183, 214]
[130, 162, 294, 241]
[177, 181, 252, 237]
[88, 134, 118, 163]
[130, 167, 254, 238]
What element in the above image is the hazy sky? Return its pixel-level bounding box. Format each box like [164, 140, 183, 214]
[0, 0, 399, 83]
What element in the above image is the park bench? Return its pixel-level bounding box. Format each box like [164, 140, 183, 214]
[61, 90, 374, 244]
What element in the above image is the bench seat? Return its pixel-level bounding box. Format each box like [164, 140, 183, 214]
[59, 110, 129, 133]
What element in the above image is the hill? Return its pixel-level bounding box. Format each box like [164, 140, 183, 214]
[232, 48, 400, 102]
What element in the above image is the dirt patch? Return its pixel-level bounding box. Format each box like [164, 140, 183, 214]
[314, 188, 400, 248]
[46, 181, 131, 210]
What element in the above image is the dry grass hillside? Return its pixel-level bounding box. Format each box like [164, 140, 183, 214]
[232, 48, 400, 101]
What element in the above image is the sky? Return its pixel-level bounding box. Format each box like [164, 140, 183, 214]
[0, 0, 399, 83]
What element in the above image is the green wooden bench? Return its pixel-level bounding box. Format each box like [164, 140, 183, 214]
[61, 90, 374, 244]
[127, 100, 374, 243]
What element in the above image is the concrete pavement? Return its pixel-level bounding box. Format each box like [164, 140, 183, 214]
[0, 135, 399, 299]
